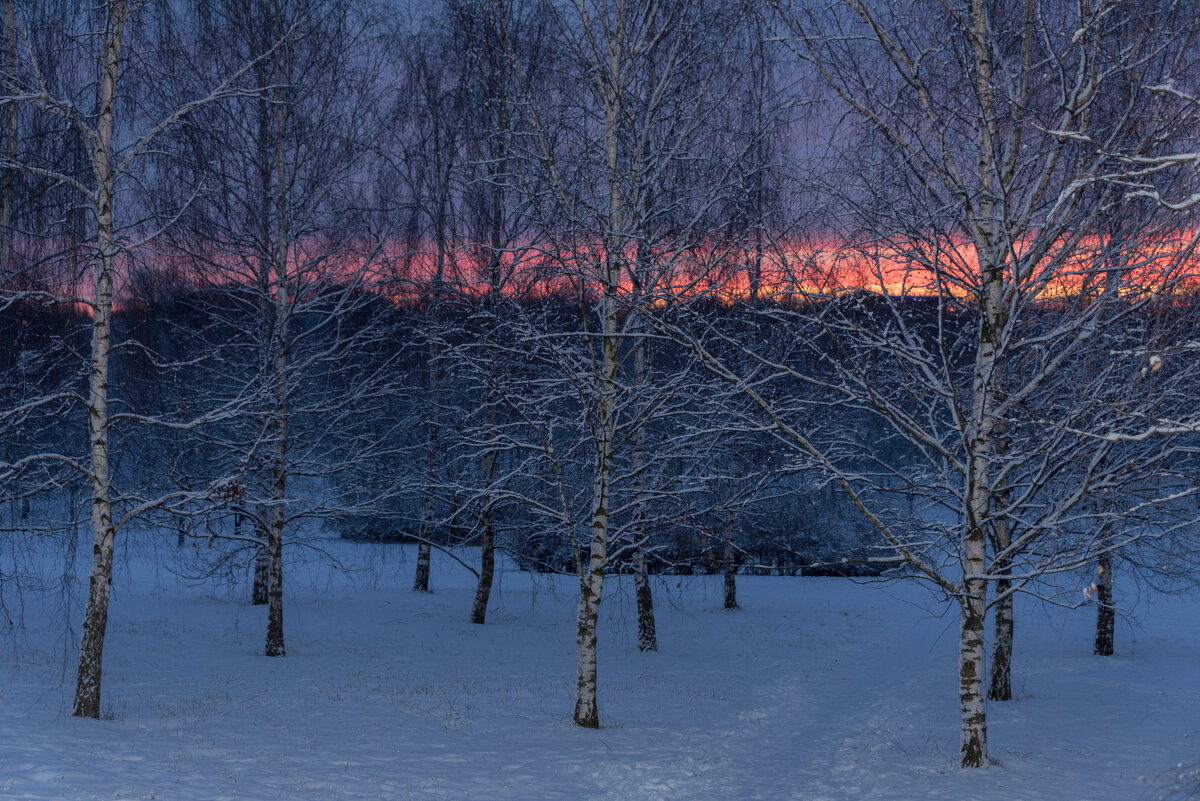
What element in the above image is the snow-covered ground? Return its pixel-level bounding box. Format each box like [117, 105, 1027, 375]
[1, 536, 1197, 800]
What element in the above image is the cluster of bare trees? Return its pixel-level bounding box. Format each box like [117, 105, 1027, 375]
[3, 0, 1200, 771]
[715, 0, 1200, 766]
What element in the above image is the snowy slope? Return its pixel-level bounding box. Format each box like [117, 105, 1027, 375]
[1, 538, 1196, 800]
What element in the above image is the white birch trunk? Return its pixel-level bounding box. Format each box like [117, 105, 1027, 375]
[263, 237, 288, 657]
[416, 156, 452, 595]
[471, 395, 498, 623]
[630, 324, 656, 652]
[250, 66, 273, 609]
[955, 0, 1007, 765]
[574, 334, 615, 727]
[575, 263, 619, 726]
[264, 355, 286, 656]
[723, 450, 742, 610]
[472, 41, 509, 623]
[961, 320, 997, 764]
[1094, 550, 1115, 656]
[264, 42, 289, 658]
[413, 409, 435, 594]
[957, 565, 988, 767]
[74, 0, 126, 720]
[960, 248, 1005, 765]
[989, 420, 1014, 701]
[575, 16, 625, 721]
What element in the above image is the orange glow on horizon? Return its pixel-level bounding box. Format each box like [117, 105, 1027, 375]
[9, 229, 1200, 317]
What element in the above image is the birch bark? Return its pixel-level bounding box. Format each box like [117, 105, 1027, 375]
[1094, 551, 1115, 656]
[630, 327, 657, 652]
[954, 0, 1009, 764]
[574, 310, 617, 725]
[414, 131, 453, 595]
[574, 1, 626, 725]
[74, 0, 127, 720]
[470, 399, 498, 623]
[989, 418, 1014, 701]
[264, 27, 291, 658]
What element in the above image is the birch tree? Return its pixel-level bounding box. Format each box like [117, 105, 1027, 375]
[387, 10, 473, 596]
[452, 0, 533, 623]
[159, 0, 390, 657]
[0, 0, 269, 717]
[505, 0, 748, 727]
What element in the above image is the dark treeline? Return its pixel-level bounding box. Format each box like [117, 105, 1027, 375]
[2, 288, 885, 566]
[4, 284, 1194, 584]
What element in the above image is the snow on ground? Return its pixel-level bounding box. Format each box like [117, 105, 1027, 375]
[1, 536, 1197, 800]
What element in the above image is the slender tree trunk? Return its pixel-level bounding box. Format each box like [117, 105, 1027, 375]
[75, 248, 116, 715]
[74, 0, 126, 720]
[575, 238, 619, 729]
[263, 330, 287, 656]
[960, 343, 998, 765]
[989, 420, 1013, 701]
[472, 29, 509, 623]
[629, 331, 656, 652]
[958, 578, 988, 768]
[633, 547, 656, 651]
[1094, 552, 1115, 656]
[574, 530, 605, 728]
[959, 260, 1001, 767]
[574, 337, 615, 729]
[469, 272, 501, 617]
[247, 19, 274, 611]
[249, 66, 273, 607]
[955, 0, 1005, 764]
[575, 0, 632, 727]
[470, 510, 495, 624]
[413, 352, 436, 588]
[723, 452, 741, 610]
[264, 44, 289, 658]
[575, 292, 618, 727]
[723, 543, 739, 610]
[264, 510, 284, 655]
[471, 403, 497, 624]
[415, 170, 451, 595]
[469, 7, 524, 613]
[960, 325, 998, 765]
[989, 566, 1014, 700]
[413, 478, 434, 593]
[264, 294, 288, 656]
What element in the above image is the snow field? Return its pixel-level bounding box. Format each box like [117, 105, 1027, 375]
[0, 537, 1197, 800]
